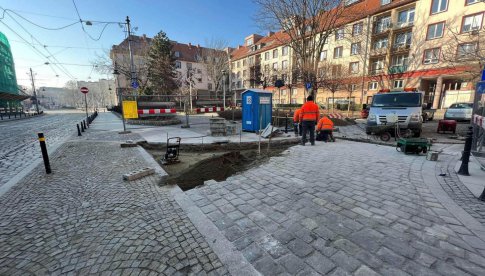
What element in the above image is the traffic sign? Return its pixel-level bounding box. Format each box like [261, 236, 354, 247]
[131, 81, 139, 89]
[477, 81, 485, 95]
[305, 82, 312, 89]
[80, 87, 89, 94]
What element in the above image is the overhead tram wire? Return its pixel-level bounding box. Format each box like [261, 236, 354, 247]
[5, 12, 77, 80]
[0, 7, 79, 30]
[9, 40, 107, 50]
[0, 21, 63, 78]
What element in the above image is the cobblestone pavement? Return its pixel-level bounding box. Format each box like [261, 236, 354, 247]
[436, 153, 485, 225]
[0, 133, 227, 275]
[187, 141, 485, 275]
[0, 112, 84, 187]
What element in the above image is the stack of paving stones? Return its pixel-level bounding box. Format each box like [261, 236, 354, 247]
[187, 141, 485, 275]
[0, 134, 227, 275]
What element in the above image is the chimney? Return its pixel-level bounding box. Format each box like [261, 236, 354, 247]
[267, 31, 274, 37]
[188, 42, 192, 48]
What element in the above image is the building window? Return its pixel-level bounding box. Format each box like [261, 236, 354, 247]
[394, 79, 404, 89]
[431, 0, 448, 15]
[351, 42, 361, 55]
[345, 0, 360, 6]
[334, 46, 343, 58]
[273, 62, 278, 70]
[243, 59, 247, 66]
[236, 72, 241, 79]
[249, 57, 254, 66]
[349, 84, 357, 91]
[461, 13, 483, 33]
[332, 64, 342, 76]
[423, 48, 440, 64]
[457, 42, 477, 59]
[282, 46, 289, 56]
[426, 22, 444, 40]
[237, 81, 242, 88]
[375, 16, 391, 33]
[349, 62, 359, 74]
[246, 38, 253, 46]
[265, 52, 270, 60]
[197, 78, 202, 83]
[391, 55, 409, 67]
[174, 51, 180, 58]
[237, 61, 240, 68]
[175, 61, 181, 69]
[335, 28, 344, 40]
[281, 89, 287, 96]
[282, 60, 288, 70]
[368, 81, 378, 90]
[208, 83, 213, 90]
[187, 63, 192, 70]
[352, 22, 363, 36]
[397, 8, 415, 27]
[273, 49, 278, 58]
[394, 31, 412, 47]
[371, 59, 384, 74]
[320, 50, 327, 61]
[243, 70, 247, 77]
[381, 0, 391, 5]
[466, 0, 479, 5]
[373, 37, 388, 49]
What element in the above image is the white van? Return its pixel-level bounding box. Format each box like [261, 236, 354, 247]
[366, 89, 423, 137]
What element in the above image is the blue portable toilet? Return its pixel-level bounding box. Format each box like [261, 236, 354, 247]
[242, 89, 273, 132]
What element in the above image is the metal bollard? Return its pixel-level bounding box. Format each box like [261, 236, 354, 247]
[77, 124, 82, 136]
[83, 120, 87, 129]
[37, 133, 51, 174]
[457, 126, 473, 176]
[81, 122, 85, 132]
[285, 115, 288, 133]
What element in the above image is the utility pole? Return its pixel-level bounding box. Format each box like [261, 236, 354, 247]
[126, 16, 137, 96]
[29, 68, 39, 114]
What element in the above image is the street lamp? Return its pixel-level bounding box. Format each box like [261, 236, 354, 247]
[113, 64, 127, 133]
[222, 70, 226, 109]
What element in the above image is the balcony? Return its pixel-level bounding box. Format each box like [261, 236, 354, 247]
[369, 69, 384, 76]
[373, 24, 392, 36]
[393, 21, 414, 31]
[391, 44, 411, 53]
[370, 47, 387, 57]
[388, 65, 408, 74]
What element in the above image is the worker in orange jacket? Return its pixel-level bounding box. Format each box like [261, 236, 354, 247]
[299, 95, 320, 146]
[293, 108, 302, 137]
[316, 115, 335, 142]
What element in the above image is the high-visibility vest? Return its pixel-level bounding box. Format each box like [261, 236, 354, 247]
[299, 101, 320, 122]
[293, 109, 301, 123]
[317, 116, 334, 130]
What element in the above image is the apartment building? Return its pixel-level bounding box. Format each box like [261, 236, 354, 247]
[110, 35, 220, 97]
[230, 0, 485, 109]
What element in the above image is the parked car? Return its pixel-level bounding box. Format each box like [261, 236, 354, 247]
[444, 103, 473, 121]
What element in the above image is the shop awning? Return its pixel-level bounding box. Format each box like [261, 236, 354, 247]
[0, 91, 30, 101]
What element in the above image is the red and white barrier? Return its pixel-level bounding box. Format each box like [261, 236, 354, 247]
[327, 113, 344, 119]
[196, 107, 224, 113]
[473, 114, 485, 130]
[138, 108, 176, 115]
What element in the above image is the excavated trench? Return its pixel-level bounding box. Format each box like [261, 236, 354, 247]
[142, 140, 297, 191]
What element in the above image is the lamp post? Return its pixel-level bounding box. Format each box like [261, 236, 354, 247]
[222, 70, 226, 109]
[113, 63, 127, 132]
[29, 68, 39, 114]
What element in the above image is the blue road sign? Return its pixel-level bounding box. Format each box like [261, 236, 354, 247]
[305, 82, 312, 89]
[477, 81, 485, 95]
[481, 67, 485, 81]
[131, 81, 139, 89]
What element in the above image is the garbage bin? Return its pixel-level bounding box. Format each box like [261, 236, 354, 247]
[242, 89, 273, 132]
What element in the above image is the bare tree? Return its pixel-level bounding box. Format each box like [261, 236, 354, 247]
[197, 38, 230, 98]
[253, 0, 366, 98]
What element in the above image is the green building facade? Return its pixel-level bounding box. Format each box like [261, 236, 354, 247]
[0, 31, 23, 111]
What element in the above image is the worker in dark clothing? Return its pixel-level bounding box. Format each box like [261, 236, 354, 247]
[299, 95, 320, 146]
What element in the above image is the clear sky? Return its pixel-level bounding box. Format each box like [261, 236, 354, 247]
[0, 0, 261, 89]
